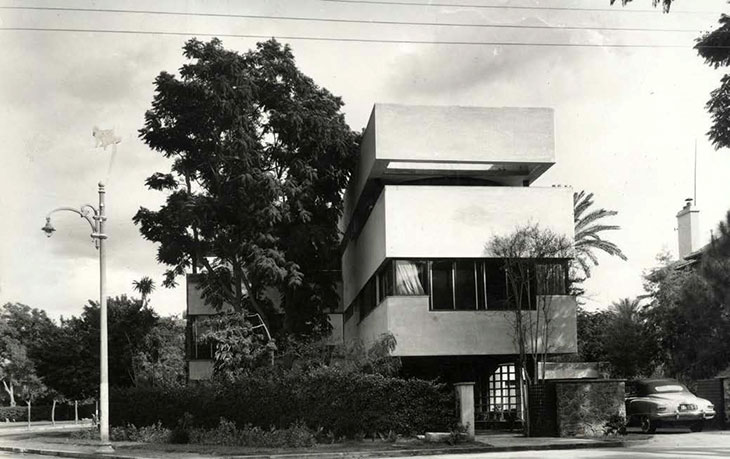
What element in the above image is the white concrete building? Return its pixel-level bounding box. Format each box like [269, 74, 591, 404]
[338, 104, 578, 428]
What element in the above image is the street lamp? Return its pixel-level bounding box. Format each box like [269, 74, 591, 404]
[42, 182, 113, 452]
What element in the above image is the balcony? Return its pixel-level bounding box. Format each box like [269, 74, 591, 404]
[342, 185, 574, 308]
[352, 295, 577, 357]
[343, 104, 556, 229]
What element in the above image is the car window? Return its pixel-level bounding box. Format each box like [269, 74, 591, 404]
[653, 385, 686, 393]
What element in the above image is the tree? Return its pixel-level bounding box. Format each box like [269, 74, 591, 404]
[135, 38, 359, 337]
[199, 312, 277, 380]
[642, 215, 730, 381]
[0, 337, 40, 406]
[575, 306, 611, 362]
[572, 190, 627, 289]
[697, 15, 730, 150]
[132, 316, 186, 388]
[486, 223, 572, 436]
[601, 298, 658, 379]
[132, 276, 156, 308]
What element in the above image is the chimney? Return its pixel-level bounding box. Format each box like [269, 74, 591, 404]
[676, 198, 700, 259]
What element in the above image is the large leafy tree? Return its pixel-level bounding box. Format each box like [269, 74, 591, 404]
[601, 298, 658, 378]
[697, 14, 730, 150]
[572, 191, 627, 284]
[131, 316, 186, 388]
[135, 38, 358, 336]
[643, 213, 730, 380]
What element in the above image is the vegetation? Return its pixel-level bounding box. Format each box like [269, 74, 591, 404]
[132, 277, 156, 309]
[486, 223, 572, 436]
[572, 190, 627, 289]
[134, 38, 359, 338]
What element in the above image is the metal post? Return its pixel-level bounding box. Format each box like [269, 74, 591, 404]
[98, 182, 111, 449]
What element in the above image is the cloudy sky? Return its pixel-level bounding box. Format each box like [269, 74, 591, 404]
[1, 0, 729, 320]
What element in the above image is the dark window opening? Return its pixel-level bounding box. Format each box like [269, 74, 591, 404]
[455, 260, 477, 310]
[431, 261, 454, 311]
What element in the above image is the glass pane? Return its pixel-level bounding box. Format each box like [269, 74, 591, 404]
[395, 260, 427, 295]
[477, 262, 486, 310]
[431, 260, 453, 310]
[378, 261, 393, 302]
[455, 260, 477, 310]
[485, 259, 508, 310]
[536, 262, 566, 295]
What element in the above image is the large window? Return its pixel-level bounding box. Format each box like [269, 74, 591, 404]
[346, 258, 569, 321]
[189, 316, 214, 360]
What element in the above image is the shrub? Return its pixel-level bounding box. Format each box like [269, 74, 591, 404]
[110, 367, 455, 438]
[111, 422, 171, 443]
[188, 419, 316, 447]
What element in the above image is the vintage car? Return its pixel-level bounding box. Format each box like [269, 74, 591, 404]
[626, 379, 715, 433]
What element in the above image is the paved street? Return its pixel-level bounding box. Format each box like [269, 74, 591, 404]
[423, 431, 730, 459]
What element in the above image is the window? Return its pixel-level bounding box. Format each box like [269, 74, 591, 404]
[485, 364, 522, 422]
[359, 278, 377, 321]
[431, 260, 454, 310]
[455, 260, 477, 310]
[394, 260, 429, 295]
[378, 261, 394, 303]
[535, 262, 568, 295]
[189, 317, 214, 360]
[484, 259, 509, 310]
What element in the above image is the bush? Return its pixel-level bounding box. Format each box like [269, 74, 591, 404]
[111, 422, 171, 442]
[111, 367, 455, 438]
[188, 419, 316, 447]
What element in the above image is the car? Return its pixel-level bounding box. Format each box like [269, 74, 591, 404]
[625, 379, 715, 433]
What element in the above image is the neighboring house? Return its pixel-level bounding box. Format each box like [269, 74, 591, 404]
[337, 104, 578, 428]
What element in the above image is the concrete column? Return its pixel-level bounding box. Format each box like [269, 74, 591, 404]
[454, 382, 476, 440]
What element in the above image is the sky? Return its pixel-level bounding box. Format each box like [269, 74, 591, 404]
[1, 0, 729, 320]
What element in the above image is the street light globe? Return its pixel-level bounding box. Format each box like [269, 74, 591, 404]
[41, 218, 56, 237]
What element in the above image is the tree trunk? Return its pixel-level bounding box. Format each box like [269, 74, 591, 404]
[26, 400, 30, 429]
[74, 400, 78, 425]
[2, 381, 15, 407]
[51, 399, 56, 426]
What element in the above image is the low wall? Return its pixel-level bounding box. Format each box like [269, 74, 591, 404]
[555, 380, 625, 437]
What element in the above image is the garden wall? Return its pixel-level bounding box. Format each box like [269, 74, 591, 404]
[555, 379, 625, 437]
[528, 379, 625, 437]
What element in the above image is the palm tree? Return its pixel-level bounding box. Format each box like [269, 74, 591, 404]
[132, 276, 156, 308]
[573, 190, 627, 281]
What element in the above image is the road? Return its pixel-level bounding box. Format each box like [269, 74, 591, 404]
[423, 430, 730, 459]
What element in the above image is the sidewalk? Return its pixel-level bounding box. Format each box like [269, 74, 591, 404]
[0, 428, 631, 459]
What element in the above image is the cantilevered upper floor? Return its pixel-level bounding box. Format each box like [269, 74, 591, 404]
[343, 104, 557, 231]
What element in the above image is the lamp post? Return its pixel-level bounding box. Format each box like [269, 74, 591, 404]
[42, 182, 113, 451]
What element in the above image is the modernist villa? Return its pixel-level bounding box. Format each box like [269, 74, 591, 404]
[338, 104, 578, 427]
[186, 104, 579, 428]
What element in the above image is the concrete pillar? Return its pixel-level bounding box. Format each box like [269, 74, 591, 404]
[454, 382, 475, 440]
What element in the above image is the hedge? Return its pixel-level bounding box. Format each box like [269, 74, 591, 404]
[0, 404, 95, 422]
[110, 367, 455, 437]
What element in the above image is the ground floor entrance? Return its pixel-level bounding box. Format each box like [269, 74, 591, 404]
[401, 355, 527, 431]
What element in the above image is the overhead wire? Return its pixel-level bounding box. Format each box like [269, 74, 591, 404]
[0, 5, 708, 33]
[1, 26, 725, 48]
[319, 0, 723, 15]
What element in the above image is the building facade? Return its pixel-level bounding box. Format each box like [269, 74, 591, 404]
[338, 104, 578, 427]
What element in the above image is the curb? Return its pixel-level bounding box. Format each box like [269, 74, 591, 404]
[0, 440, 626, 459]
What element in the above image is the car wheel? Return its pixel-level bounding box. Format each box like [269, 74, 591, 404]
[640, 416, 657, 434]
[690, 421, 704, 432]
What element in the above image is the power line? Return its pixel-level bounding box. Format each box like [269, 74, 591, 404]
[0, 5, 705, 33]
[2, 26, 725, 48]
[320, 0, 721, 15]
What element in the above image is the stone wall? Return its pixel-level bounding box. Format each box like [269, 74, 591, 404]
[555, 380, 625, 437]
